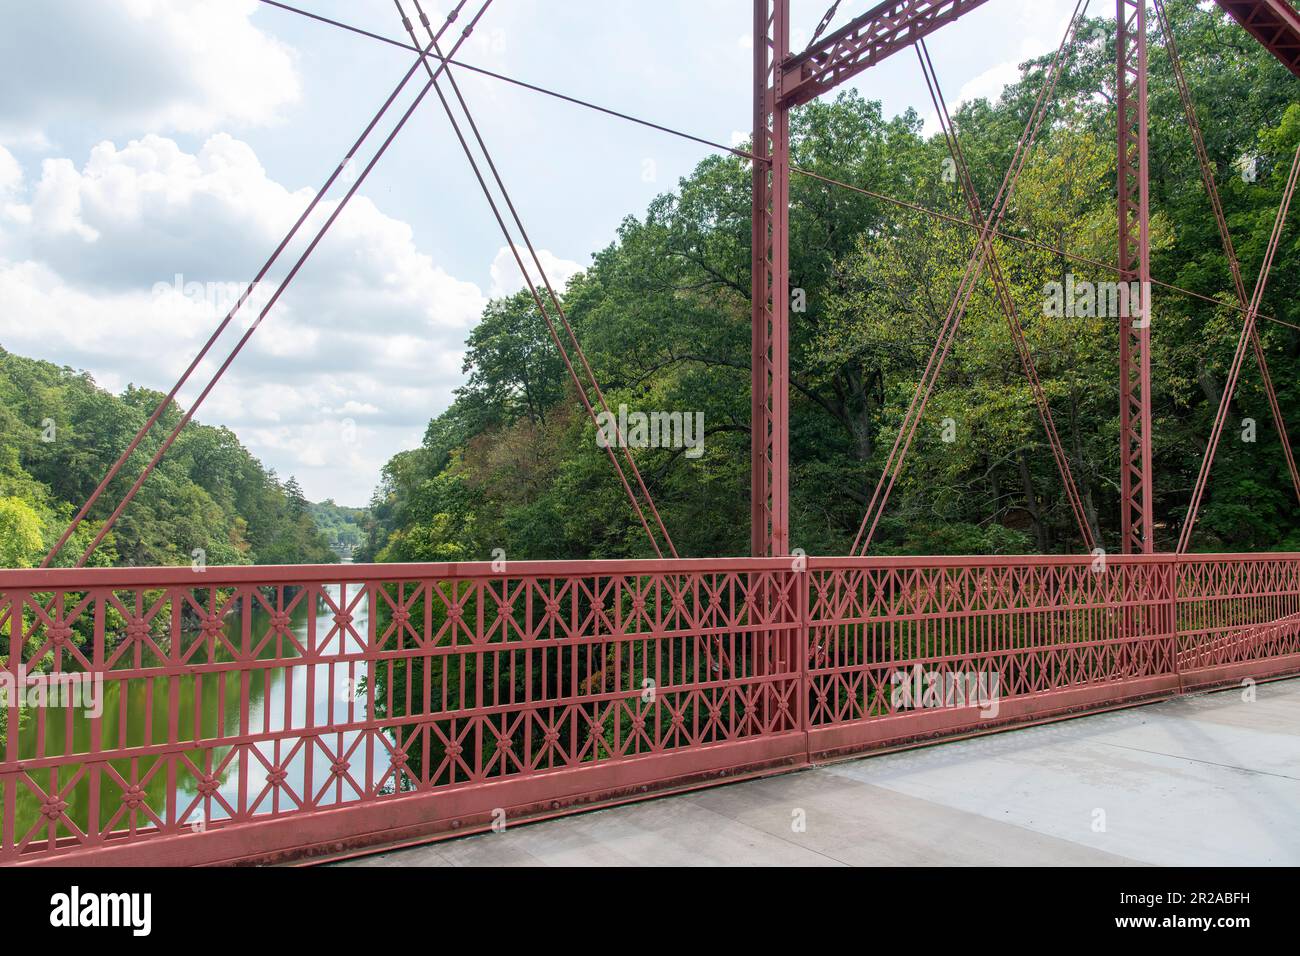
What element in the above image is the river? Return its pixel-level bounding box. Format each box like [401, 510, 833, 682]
[7, 583, 374, 841]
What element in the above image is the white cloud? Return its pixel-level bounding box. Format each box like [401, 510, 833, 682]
[0, 146, 27, 226]
[30, 158, 100, 242]
[332, 401, 381, 417]
[488, 245, 583, 299]
[0, 134, 488, 505]
[0, 147, 21, 197]
[0, 0, 300, 139]
[918, 55, 1025, 134]
[949, 0, 1083, 110]
[914, 0, 1080, 136]
[955, 59, 1025, 109]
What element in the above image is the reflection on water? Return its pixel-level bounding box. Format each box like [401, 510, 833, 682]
[7, 583, 371, 841]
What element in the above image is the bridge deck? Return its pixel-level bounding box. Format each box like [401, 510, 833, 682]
[336, 677, 1300, 867]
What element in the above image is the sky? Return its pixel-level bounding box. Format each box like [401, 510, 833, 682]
[0, 0, 1086, 506]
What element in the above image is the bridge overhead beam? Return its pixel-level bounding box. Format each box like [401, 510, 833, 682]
[779, 0, 992, 108]
[1213, 0, 1300, 78]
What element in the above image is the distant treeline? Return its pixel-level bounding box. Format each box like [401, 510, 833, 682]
[309, 499, 370, 556]
[0, 347, 337, 568]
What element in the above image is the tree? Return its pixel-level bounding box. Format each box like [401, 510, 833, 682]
[0, 496, 43, 568]
[363, 5, 1300, 562]
[0, 348, 339, 568]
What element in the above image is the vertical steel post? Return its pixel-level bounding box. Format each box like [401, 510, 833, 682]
[752, 0, 791, 558]
[1116, 0, 1155, 553]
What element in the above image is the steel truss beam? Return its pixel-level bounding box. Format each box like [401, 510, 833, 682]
[54, 0, 1300, 570]
[1213, 0, 1300, 78]
[1116, 0, 1156, 554]
[752, 0, 791, 557]
[780, 0, 993, 108]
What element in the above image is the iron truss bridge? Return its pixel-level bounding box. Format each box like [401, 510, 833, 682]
[3, 0, 1300, 865]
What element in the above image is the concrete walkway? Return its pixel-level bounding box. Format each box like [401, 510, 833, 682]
[338, 677, 1300, 866]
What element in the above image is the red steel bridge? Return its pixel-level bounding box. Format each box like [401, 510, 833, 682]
[2, 0, 1300, 866]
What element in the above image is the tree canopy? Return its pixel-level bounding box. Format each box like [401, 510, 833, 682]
[361, 7, 1300, 563]
[0, 348, 336, 567]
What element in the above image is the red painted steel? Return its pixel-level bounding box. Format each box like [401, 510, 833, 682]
[806, 553, 1182, 754]
[1213, 0, 1300, 78]
[2, 552, 1297, 865]
[809, 0, 846, 48]
[780, 0, 994, 108]
[1176, 554, 1300, 671]
[8, 0, 1300, 871]
[752, 0, 792, 558]
[0, 558, 804, 865]
[1116, 0, 1156, 555]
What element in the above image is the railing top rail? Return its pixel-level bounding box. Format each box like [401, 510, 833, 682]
[809, 552, 1300, 570]
[3, 551, 1297, 590]
[0, 556, 799, 589]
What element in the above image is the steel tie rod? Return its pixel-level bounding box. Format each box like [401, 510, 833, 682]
[852, 0, 1092, 555]
[67, 0, 496, 567]
[394, 0, 677, 559]
[1178, 138, 1300, 553]
[917, 37, 1097, 553]
[41, 0, 477, 567]
[1153, 0, 1300, 508]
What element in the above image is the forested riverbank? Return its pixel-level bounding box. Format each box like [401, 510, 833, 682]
[0, 348, 336, 568]
[360, 7, 1300, 563]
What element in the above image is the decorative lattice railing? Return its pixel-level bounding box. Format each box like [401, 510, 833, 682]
[1, 553, 1296, 865]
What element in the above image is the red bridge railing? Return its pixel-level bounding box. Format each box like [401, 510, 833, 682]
[2, 553, 1297, 866]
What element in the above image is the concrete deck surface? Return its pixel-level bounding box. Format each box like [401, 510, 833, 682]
[337, 677, 1300, 867]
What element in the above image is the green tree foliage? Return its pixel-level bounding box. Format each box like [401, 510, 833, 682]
[309, 499, 370, 558]
[0, 496, 43, 567]
[0, 348, 337, 567]
[360, 7, 1300, 561]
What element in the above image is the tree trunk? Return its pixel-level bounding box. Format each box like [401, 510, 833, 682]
[1018, 450, 1049, 552]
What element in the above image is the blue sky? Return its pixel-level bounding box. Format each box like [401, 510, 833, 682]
[0, 0, 1083, 505]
